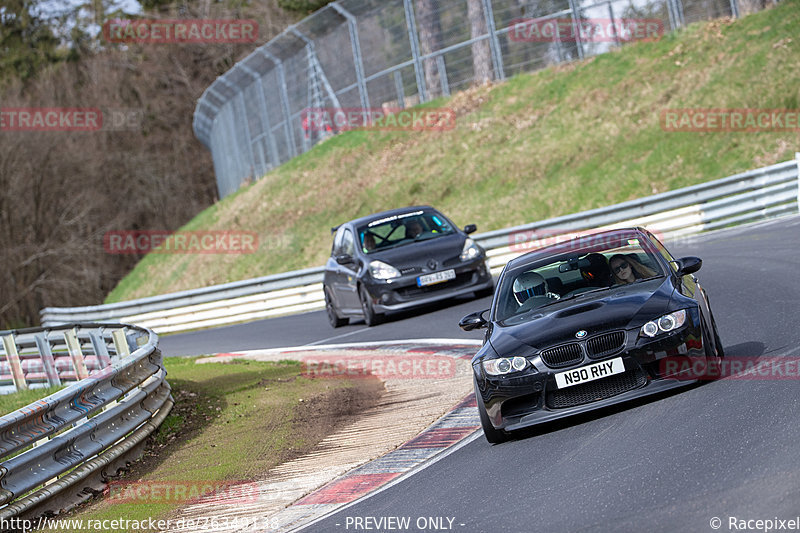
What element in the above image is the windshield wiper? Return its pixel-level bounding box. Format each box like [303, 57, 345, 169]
[633, 275, 663, 284]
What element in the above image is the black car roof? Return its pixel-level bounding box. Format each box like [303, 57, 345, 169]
[341, 205, 437, 228]
[505, 227, 649, 268]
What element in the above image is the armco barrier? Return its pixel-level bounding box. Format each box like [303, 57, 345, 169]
[0, 323, 171, 519]
[41, 157, 800, 334]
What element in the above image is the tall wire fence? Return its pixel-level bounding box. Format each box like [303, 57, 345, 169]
[194, 0, 746, 198]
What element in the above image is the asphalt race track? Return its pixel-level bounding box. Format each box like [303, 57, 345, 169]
[164, 216, 800, 532]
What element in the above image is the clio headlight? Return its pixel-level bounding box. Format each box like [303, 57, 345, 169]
[460, 238, 482, 261]
[368, 260, 401, 280]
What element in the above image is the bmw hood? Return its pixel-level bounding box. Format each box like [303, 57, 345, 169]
[489, 277, 674, 354]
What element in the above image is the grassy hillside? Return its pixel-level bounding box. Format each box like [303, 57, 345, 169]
[107, 1, 800, 303]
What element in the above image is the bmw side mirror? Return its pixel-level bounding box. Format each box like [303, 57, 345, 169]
[459, 309, 489, 331]
[335, 254, 353, 265]
[674, 256, 702, 276]
[463, 224, 477, 235]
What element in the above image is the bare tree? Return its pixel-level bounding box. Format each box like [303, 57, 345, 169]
[0, 1, 301, 329]
[415, 0, 443, 98]
[467, 0, 493, 84]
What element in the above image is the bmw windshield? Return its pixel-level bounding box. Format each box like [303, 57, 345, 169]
[357, 210, 457, 254]
[494, 235, 666, 324]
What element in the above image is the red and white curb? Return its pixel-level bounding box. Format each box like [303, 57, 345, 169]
[191, 339, 482, 533]
[285, 393, 479, 528]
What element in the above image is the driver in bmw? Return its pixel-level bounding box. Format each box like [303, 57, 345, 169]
[513, 272, 560, 312]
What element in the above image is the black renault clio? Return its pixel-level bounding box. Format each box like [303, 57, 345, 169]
[323, 206, 494, 327]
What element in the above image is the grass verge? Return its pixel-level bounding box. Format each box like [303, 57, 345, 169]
[43, 356, 383, 532]
[107, 2, 800, 303]
[0, 386, 65, 416]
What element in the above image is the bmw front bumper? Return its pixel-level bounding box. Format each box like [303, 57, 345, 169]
[475, 321, 709, 432]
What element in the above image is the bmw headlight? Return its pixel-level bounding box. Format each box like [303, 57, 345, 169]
[482, 356, 532, 376]
[368, 260, 401, 280]
[460, 238, 482, 262]
[640, 309, 687, 338]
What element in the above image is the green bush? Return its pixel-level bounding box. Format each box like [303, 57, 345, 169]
[277, 0, 335, 13]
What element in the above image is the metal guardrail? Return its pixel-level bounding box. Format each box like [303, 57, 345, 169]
[0, 324, 171, 519]
[41, 157, 800, 334]
[194, 0, 745, 198]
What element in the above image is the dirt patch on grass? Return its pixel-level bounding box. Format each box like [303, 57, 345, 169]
[133, 377, 384, 486]
[42, 362, 385, 532]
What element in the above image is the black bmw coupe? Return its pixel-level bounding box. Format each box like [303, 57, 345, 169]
[324, 206, 494, 327]
[459, 227, 724, 443]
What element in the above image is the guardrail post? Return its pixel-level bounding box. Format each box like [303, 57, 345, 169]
[88, 330, 112, 368]
[796, 152, 800, 212]
[64, 329, 90, 380]
[33, 333, 62, 386]
[2, 334, 27, 391]
[111, 329, 131, 359]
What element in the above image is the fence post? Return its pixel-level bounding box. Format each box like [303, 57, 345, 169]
[481, 0, 506, 81]
[237, 90, 258, 180]
[667, 0, 685, 29]
[394, 71, 406, 108]
[403, 0, 428, 103]
[207, 88, 238, 196]
[259, 49, 298, 159]
[330, 4, 370, 112]
[730, 0, 740, 18]
[217, 78, 257, 182]
[567, 0, 584, 59]
[436, 55, 450, 96]
[235, 61, 280, 169]
[64, 329, 89, 381]
[2, 334, 27, 392]
[257, 77, 281, 168]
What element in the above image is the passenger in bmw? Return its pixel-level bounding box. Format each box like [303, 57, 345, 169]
[609, 254, 656, 285]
